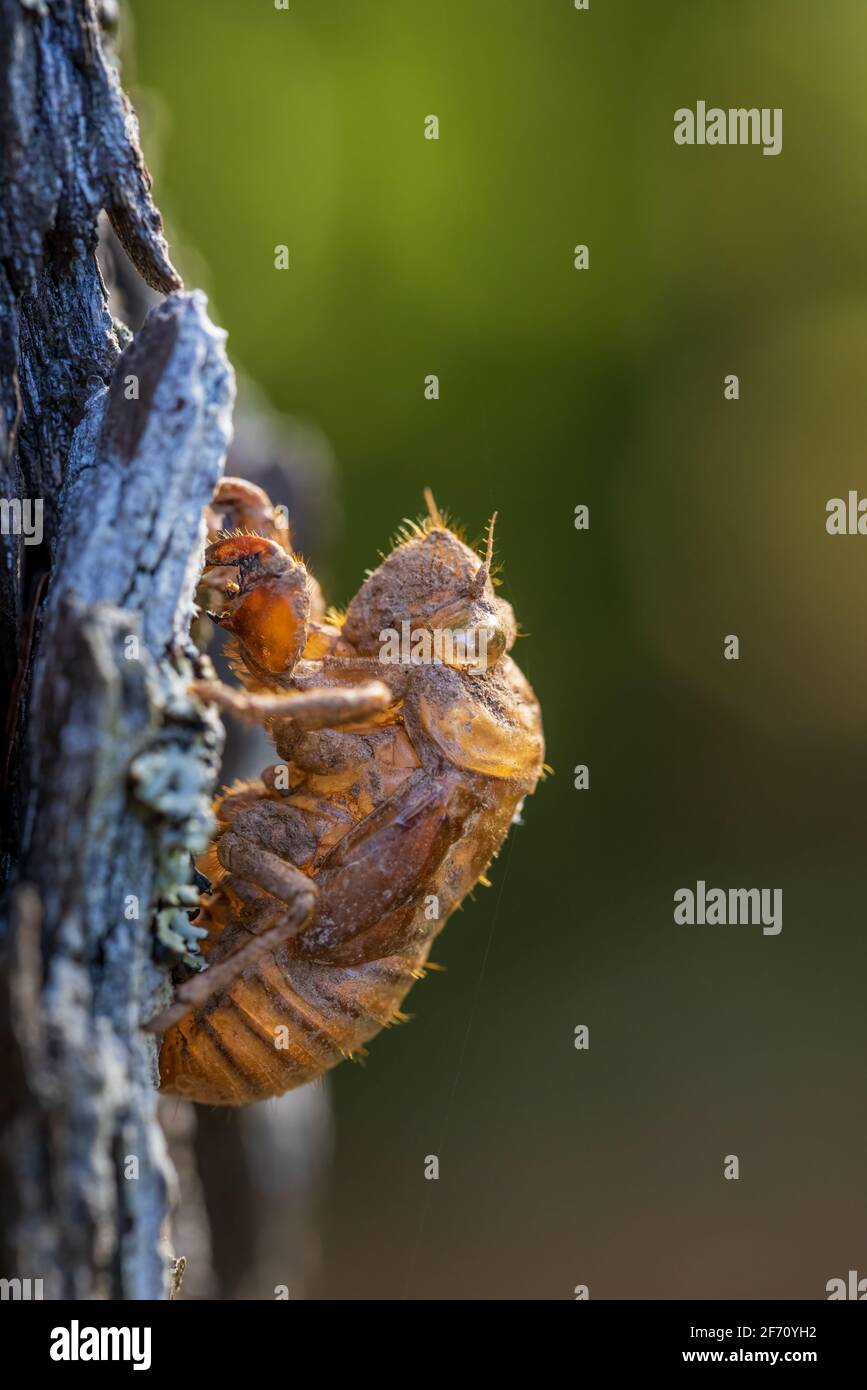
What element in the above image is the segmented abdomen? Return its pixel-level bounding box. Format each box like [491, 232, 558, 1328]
[159, 929, 431, 1105]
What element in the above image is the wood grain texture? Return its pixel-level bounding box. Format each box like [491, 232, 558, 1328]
[0, 0, 234, 1298]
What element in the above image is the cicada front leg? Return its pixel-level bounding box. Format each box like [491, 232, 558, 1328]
[187, 678, 393, 731]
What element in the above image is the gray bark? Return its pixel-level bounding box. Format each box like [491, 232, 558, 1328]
[0, 0, 234, 1299]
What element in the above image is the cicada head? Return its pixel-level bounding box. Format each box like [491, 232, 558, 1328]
[342, 495, 516, 673]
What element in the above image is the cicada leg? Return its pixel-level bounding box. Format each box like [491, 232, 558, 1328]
[188, 677, 393, 730]
[144, 842, 316, 1033]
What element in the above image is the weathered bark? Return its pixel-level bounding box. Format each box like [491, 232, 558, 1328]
[0, 0, 234, 1298]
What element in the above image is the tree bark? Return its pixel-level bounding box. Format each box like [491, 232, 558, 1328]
[0, 0, 234, 1299]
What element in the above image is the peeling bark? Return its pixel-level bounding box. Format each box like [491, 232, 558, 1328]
[0, 0, 234, 1299]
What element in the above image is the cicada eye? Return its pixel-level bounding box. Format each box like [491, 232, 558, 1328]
[478, 623, 507, 667]
[439, 618, 506, 673]
[463, 623, 506, 672]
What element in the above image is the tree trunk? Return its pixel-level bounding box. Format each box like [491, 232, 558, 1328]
[0, 0, 234, 1300]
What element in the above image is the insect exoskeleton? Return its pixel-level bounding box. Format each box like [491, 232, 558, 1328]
[152, 479, 544, 1104]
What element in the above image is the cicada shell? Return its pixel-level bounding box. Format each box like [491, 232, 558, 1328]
[153, 482, 544, 1104]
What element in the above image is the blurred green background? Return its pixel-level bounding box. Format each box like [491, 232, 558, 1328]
[130, 0, 867, 1297]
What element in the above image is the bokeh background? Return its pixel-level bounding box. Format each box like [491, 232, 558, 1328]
[129, 0, 867, 1298]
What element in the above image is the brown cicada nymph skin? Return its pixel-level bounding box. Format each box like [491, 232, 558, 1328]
[151, 480, 544, 1104]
